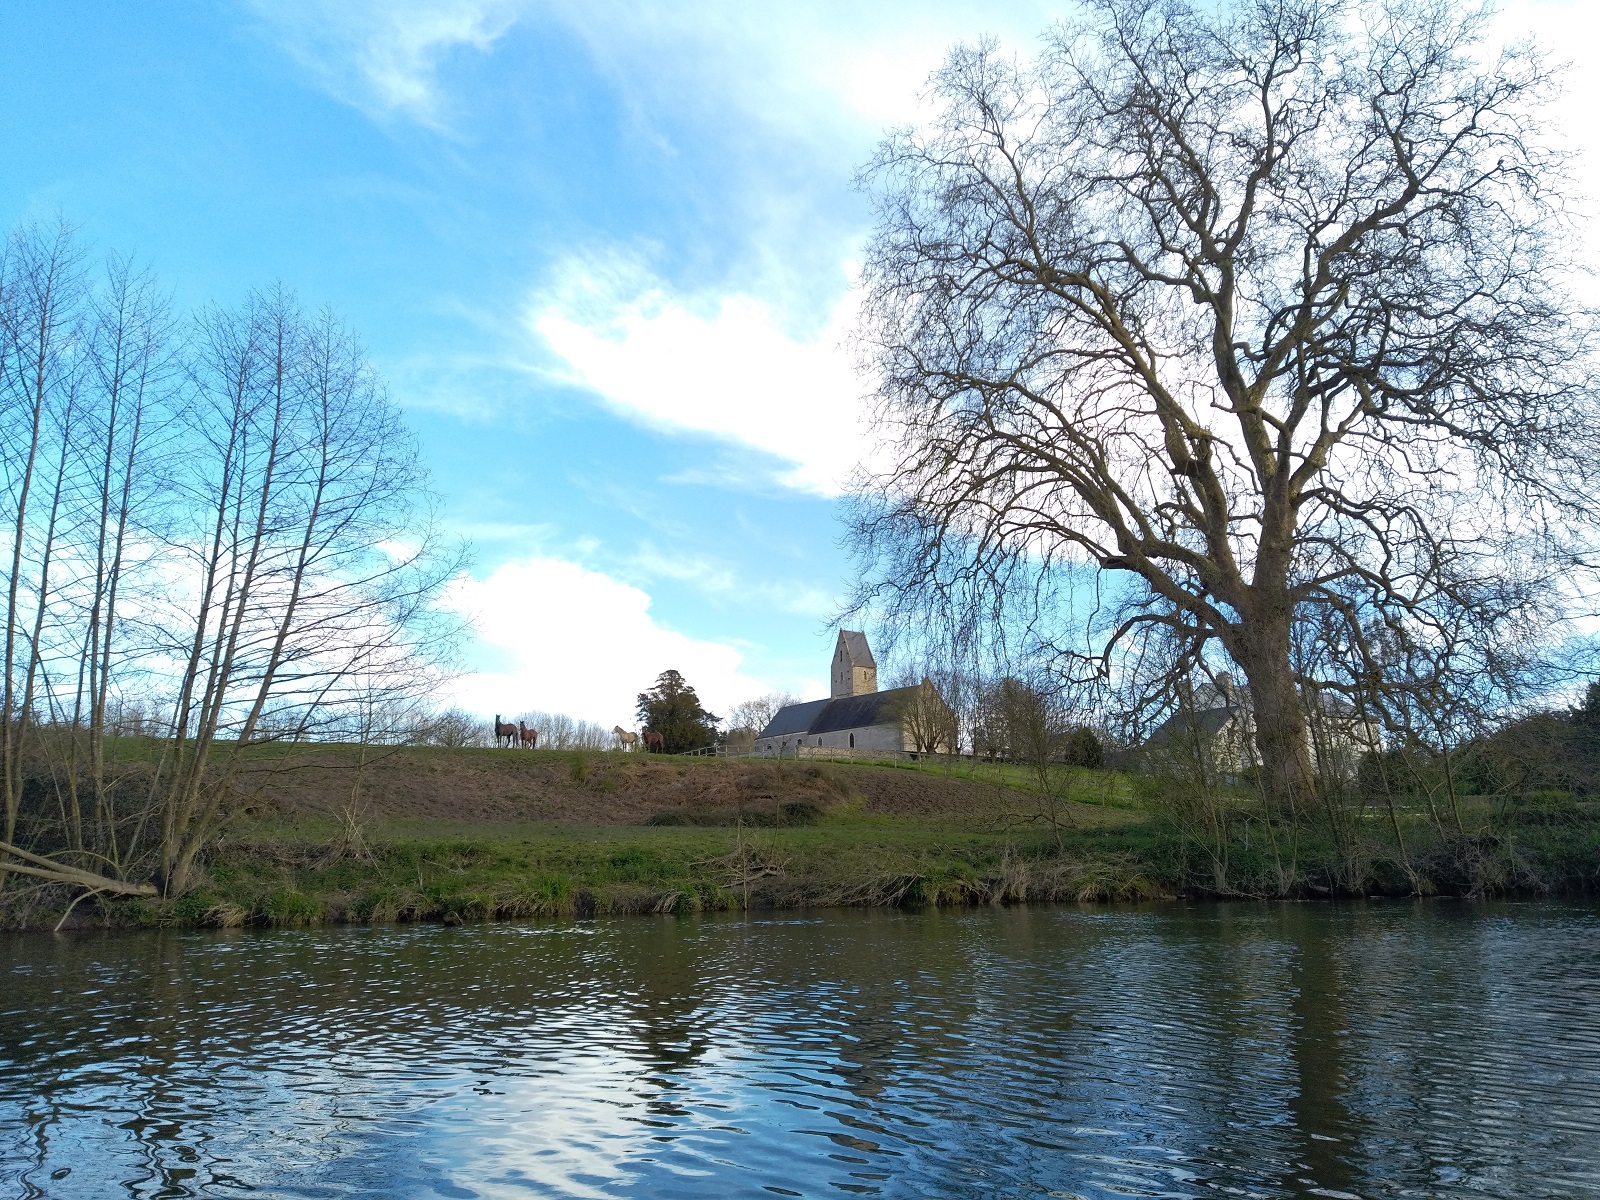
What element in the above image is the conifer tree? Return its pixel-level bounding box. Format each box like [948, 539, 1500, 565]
[636, 670, 720, 754]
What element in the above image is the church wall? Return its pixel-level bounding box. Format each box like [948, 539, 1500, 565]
[753, 721, 908, 757]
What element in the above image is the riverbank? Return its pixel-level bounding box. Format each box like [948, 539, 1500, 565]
[5, 748, 1598, 929]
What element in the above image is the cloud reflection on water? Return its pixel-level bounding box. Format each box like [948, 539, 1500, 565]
[2, 905, 1598, 1198]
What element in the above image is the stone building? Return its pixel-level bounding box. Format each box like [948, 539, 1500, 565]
[753, 631, 954, 757]
[1137, 674, 1379, 782]
[831, 629, 877, 699]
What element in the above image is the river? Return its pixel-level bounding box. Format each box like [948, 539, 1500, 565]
[2, 901, 1597, 1198]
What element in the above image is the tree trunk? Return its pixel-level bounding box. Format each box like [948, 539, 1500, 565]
[1234, 614, 1318, 814]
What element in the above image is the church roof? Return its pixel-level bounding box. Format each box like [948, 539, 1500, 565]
[758, 698, 831, 738]
[837, 630, 875, 667]
[757, 685, 924, 739]
[807, 686, 920, 734]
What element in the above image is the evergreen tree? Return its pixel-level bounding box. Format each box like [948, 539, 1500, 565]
[1570, 683, 1600, 795]
[636, 670, 720, 754]
[1062, 726, 1104, 770]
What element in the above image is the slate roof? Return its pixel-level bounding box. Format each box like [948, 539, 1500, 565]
[838, 630, 875, 667]
[807, 686, 921, 735]
[757, 685, 923, 739]
[758, 698, 831, 738]
[1142, 688, 1360, 750]
[1141, 706, 1236, 749]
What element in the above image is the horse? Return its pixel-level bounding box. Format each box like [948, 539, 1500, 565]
[613, 726, 639, 752]
[643, 730, 664, 753]
[494, 714, 517, 748]
[518, 722, 539, 750]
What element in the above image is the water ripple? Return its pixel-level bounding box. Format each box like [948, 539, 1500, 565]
[2, 903, 1598, 1198]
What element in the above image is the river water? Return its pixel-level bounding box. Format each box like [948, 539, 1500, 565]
[2, 902, 1597, 1199]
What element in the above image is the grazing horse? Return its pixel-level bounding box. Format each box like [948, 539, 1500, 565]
[613, 726, 639, 752]
[643, 730, 664, 753]
[494, 714, 517, 748]
[518, 722, 539, 750]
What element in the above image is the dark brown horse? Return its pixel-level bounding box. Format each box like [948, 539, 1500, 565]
[518, 721, 539, 750]
[643, 730, 664, 753]
[494, 714, 517, 748]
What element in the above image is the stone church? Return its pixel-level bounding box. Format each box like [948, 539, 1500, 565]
[753, 631, 954, 757]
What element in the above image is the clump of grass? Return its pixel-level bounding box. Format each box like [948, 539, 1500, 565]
[260, 888, 322, 926]
[644, 802, 821, 828]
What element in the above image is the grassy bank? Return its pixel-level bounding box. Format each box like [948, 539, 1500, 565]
[5, 749, 1598, 930]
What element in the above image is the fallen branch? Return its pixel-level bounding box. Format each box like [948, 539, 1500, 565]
[0, 840, 158, 897]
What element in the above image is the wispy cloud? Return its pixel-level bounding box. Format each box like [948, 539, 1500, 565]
[244, 0, 1061, 156]
[626, 543, 839, 618]
[242, 0, 521, 129]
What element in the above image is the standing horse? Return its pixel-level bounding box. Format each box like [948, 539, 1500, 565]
[643, 730, 664, 753]
[494, 714, 517, 748]
[613, 726, 639, 752]
[518, 722, 539, 750]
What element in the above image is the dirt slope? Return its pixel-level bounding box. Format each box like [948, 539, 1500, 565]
[239, 747, 1028, 827]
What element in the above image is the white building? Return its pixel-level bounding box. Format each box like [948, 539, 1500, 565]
[1138, 674, 1379, 781]
[754, 631, 954, 757]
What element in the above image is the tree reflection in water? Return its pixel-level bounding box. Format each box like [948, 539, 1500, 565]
[2, 903, 1598, 1198]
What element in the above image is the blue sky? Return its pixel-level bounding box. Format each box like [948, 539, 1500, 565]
[3, 0, 1594, 728]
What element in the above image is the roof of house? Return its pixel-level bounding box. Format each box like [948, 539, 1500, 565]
[837, 630, 875, 668]
[1141, 705, 1236, 749]
[757, 684, 925, 739]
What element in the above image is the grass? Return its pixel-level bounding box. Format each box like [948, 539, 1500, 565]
[778, 750, 1147, 807]
[77, 803, 1600, 932]
[7, 747, 1598, 930]
[98, 802, 1175, 929]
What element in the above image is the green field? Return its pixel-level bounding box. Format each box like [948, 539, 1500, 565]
[6, 748, 1597, 931]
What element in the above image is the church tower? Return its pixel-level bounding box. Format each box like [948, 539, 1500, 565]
[830, 630, 877, 698]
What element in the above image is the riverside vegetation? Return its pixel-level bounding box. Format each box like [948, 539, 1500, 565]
[4, 729, 1597, 930]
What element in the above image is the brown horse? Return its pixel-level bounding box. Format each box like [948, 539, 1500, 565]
[494, 714, 517, 748]
[643, 730, 664, 753]
[518, 721, 539, 750]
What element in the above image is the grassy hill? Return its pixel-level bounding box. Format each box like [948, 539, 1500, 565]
[7, 744, 1597, 930]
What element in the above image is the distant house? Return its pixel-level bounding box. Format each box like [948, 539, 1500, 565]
[753, 631, 954, 757]
[1137, 675, 1378, 781]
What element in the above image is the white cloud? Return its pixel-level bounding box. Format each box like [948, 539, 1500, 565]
[243, 0, 520, 128]
[439, 555, 770, 727]
[530, 254, 875, 496]
[626, 543, 840, 618]
[1493, 1, 1600, 208]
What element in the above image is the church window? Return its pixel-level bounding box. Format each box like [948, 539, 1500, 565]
[849, 733, 855, 748]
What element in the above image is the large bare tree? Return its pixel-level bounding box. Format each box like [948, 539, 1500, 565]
[849, 0, 1599, 808]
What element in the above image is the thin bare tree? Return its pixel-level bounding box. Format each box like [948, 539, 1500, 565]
[0, 220, 85, 880]
[68, 256, 172, 864]
[151, 291, 456, 894]
[0, 230, 460, 910]
[848, 0, 1599, 810]
[727, 692, 802, 737]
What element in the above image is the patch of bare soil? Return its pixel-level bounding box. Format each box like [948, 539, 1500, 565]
[846, 767, 1027, 819]
[236, 749, 1034, 828]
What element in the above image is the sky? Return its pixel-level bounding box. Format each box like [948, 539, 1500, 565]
[2, 0, 1596, 730]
